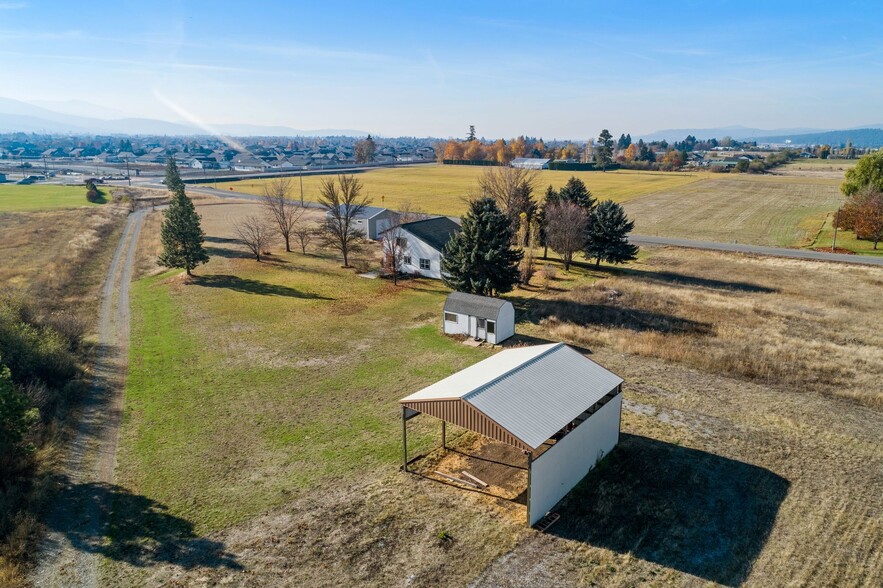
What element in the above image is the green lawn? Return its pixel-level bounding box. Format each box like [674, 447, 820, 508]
[116, 250, 492, 535]
[0, 183, 108, 211]
[222, 166, 704, 216]
[807, 212, 883, 256]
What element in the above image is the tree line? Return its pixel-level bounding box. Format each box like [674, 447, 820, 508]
[441, 168, 637, 296]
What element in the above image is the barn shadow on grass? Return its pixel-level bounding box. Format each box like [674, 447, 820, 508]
[43, 477, 242, 571]
[194, 274, 331, 299]
[509, 296, 713, 336]
[549, 434, 789, 586]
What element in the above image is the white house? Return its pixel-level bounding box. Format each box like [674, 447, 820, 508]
[326, 205, 400, 240]
[397, 217, 462, 279]
[400, 342, 624, 526]
[443, 292, 515, 344]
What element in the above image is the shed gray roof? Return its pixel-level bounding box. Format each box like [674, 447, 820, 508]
[328, 204, 391, 219]
[401, 343, 623, 450]
[444, 292, 510, 320]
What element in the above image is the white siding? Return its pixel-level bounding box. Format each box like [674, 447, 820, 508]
[401, 230, 443, 279]
[443, 312, 469, 336]
[528, 393, 622, 525]
[495, 302, 515, 343]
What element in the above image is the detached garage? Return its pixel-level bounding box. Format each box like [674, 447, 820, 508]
[400, 342, 623, 526]
[443, 292, 515, 344]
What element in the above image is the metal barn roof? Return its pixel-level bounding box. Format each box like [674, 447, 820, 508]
[400, 343, 623, 450]
[444, 292, 510, 319]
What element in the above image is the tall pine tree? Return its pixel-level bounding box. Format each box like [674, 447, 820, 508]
[157, 159, 209, 276]
[557, 176, 596, 210]
[442, 198, 522, 296]
[584, 200, 638, 267]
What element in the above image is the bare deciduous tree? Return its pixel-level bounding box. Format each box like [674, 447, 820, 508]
[292, 224, 315, 254]
[380, 223, 407, 285]
[234, 215, 274, 262]
[318, 174, 371, 267]
[397, 200, 429, 224]
[478, 166, 538, 240]
[261, 177, 304, 252]
[545, 201, 588, 271]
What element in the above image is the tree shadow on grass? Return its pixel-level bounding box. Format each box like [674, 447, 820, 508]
[44, 479, 242, 571]
[611, 267, 779, 294]
[194, 274, 332, 299]
[549, 434, 789, 586]
[508, 296, 714, 336]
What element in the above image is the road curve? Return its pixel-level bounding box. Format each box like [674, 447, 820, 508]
[33, 207, 149, 588]
[629, 234, 883, 267]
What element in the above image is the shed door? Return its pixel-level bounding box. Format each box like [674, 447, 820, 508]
[476, 318, 487, 340]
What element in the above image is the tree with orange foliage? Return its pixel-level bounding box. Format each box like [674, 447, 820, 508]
[443, 140, 465, 160]
[623, 143, 639, 162]
[464, 140, 486, 161]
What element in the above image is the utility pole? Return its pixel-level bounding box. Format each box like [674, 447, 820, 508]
[299, 170, 304, 206]
[125, 157, 131, 186]
[831, 208, 840, 252]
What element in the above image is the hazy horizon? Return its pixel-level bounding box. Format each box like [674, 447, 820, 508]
[1, 1, 881, 138]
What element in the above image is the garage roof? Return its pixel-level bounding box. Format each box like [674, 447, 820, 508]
[400, 343, 623, 450]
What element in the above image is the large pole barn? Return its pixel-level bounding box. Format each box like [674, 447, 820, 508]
[400, 343, 623, 526]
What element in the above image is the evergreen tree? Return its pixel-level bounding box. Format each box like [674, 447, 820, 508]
[466, 125, 477, 142]
[584, 200, 638, 267]
[164, 157, 186, 195]
[597, 129, 614, 171]
[157, 160, 209, 276]
[557, 176, 596, 210]
[442, 198, 523, 296]
[537, 185, 559, 258]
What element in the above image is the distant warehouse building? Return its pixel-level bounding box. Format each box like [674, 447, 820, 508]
[510, 157, 551, 170]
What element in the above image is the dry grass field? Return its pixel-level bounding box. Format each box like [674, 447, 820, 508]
[102, 196, 882, 587]
[623, 176, 844, 247]
[221, 166, 704, 216]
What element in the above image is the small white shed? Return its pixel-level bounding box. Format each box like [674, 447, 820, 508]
[443, 292, 515, 344]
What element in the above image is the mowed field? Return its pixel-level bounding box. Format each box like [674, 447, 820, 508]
[221, 166, 704, 216]
[0, 183, 106, 212]
[103, 196, 883, 587]
[623, 176, 844, 247]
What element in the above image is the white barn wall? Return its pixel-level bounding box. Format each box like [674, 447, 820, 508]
[401, 231, 444, 279]
[496, 303, 515, 343]
[528, 393, 622, 526]
[443, 312, 469, 336]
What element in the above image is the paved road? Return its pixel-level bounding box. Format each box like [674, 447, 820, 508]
[629, 234, 883, 267]
[33, 207, 149, 588]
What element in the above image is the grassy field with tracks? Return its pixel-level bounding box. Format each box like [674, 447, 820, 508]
[222, 166, 704, 216]
[0, 184, 106, 212]
[104, 196, 883, 586]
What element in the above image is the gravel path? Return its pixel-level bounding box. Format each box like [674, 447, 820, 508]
[32, 207, 148, 588]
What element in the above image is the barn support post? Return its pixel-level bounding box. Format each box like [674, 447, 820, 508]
[525, 451, 533, 527]
[441, 420, 446, 451]
[402, 406, 408, 472]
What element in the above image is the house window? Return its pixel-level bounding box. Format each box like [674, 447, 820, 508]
[444, 312, 458, 323]
[419, 258, 431, 270]
[403, 255, 411, 265]
[486, 320, 496, 334]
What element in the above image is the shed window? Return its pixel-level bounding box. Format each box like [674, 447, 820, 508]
[486, 320, 496, 334]
[444, 312, 458, 323]
[419, 258, 431, 270]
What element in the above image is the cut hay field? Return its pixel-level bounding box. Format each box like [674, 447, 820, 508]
[105, 196, 883, 587]
[0, 183, 106, 211]
[623, 176, 844, 247]
[221, 166, 704, 216]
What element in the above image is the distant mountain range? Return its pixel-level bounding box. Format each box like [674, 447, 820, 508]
[639, 124, 883, 147]
[0, 97, 367, 137]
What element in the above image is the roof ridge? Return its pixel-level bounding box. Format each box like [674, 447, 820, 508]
[461, 343, 565, 402]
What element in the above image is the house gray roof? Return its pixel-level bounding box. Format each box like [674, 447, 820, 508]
[400, 216, 461, 252]
[444, 292, 509, 319]
[401, 343, 623, 450]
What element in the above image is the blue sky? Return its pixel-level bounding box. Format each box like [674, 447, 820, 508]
[1, 1, 882, 137]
